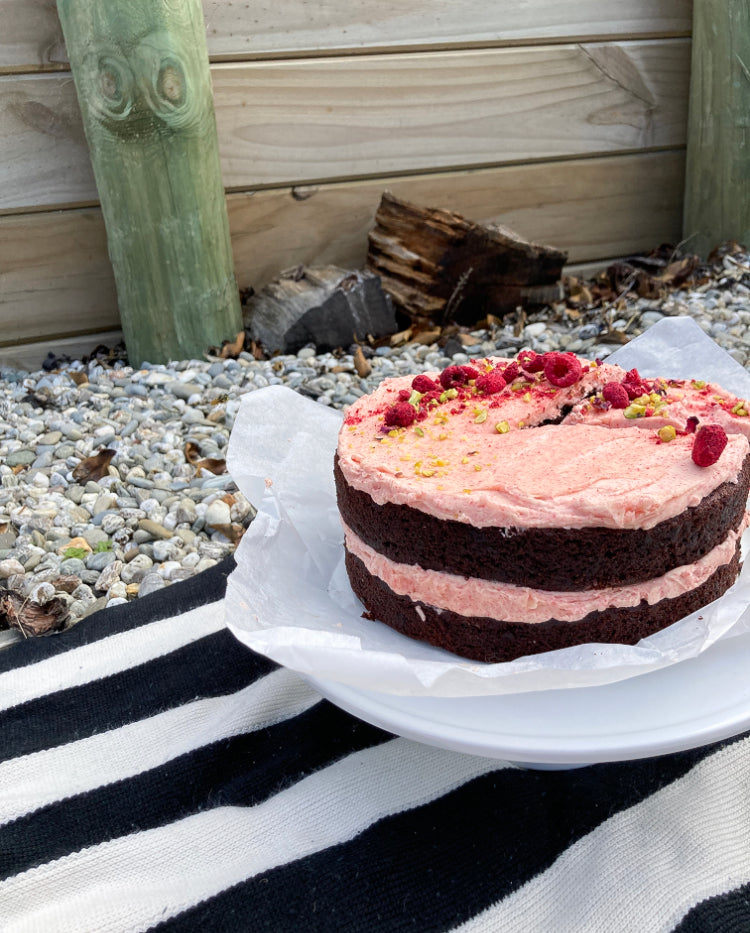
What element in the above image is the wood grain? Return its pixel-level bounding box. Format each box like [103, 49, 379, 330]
[0, 40, 690, 212]
[0, 151, 685, 348]
[0, 331, 123, 371]
[1, 0, 692, 72]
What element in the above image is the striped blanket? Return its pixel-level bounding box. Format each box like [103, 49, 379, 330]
[2, 557, 749, 932]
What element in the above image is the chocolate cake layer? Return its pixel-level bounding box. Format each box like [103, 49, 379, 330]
[335, 452, 750, 592]
[345, 547, 743, 664]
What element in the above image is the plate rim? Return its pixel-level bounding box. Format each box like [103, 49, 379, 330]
[301, 633, 750, 765]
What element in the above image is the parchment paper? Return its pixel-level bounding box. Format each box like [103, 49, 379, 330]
[224, 317, 750, 696]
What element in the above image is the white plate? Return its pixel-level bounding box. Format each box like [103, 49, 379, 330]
[304, 627, 750, 768]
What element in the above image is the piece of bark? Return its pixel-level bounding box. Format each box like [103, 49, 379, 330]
[366, 192, 567, 326]
[243, 265, 397, 355]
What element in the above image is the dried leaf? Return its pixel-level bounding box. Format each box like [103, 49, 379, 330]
[601, 328, 631, 345]
[184, 441, 201, 465]
[220, 332, 246, 360]
[72, 449, 116, 482]
[1, 592, 68, 637]
[194, 458, 227, 475]
[206, 407, 225, 424]
[353, 346, 372, 378]
[458, 334, 481, 347]
[68, 371, 89, 386]
[653, 255, 699, 287]
[409, 329, 442, 346]
[389, 327, 413, 347]
[208, 522, 246, 543]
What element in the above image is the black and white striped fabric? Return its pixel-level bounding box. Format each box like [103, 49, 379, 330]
[2, 556, 750, 932]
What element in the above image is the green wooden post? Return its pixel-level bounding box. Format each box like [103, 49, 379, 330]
[56, 0, 242, 365]
[683, 0, 750, 257]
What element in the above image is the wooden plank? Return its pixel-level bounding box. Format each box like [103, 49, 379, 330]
[0, 208, 119, 343]
[1, 0, 692, 72]
[0, 331, 123, 372]
[0, 40, 690, 212]
[0, 151, 685, 346]
[683, 0, 750, 257]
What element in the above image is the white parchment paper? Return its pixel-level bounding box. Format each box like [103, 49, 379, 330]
[224, 317, 750, 696]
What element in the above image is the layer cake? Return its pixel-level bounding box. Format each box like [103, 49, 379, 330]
[335, 352, 750, 662]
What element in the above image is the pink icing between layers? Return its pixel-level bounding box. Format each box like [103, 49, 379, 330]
[337, 360, 750, 530]
[343, 513, 750, 624]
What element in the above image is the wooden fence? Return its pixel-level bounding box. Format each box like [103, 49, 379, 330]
[0, 0, 692, 368]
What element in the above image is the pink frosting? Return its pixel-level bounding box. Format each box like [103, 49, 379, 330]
[337, 359, 750, 530]
[567, 379, 750, 440]
[344, 512, 749, 624]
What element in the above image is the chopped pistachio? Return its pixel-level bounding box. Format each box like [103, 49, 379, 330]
[474, 410, 488, 424]
[495, 421, 510, 434]
[414, 426, 425, 436]
[658, 425, 677, 442]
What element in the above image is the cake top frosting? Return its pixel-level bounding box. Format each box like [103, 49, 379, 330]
[337, 352, 750, 530]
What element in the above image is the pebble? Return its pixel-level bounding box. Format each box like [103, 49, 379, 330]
[0, 247, 749, 645]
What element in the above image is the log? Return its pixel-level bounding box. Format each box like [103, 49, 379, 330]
[243, 265, 396, 355]
[683, 0, 750, 257]
[55, 0, 242, 366]
[366, 192, 567, 326]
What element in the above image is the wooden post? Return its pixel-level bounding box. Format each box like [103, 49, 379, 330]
[683, 0, 750, 257]
[55, 0, 242, 365]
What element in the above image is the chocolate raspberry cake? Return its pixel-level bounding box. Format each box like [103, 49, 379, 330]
[334, 352, 750, 663]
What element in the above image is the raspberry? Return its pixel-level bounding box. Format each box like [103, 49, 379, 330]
[602, 382, 629, 409]
[621, 367, 651, 397]
[518, 350, 544, 373]
[384, 401, 417, 427]
[624, 381, 644, 400]
[543, 352, 583, 388]
[460, 365, 480, 380]
[398, 389, 412, 401]
[439, 365, 469, 389]
[624, 368, 641, 384]
[501, 362, 520, 383]
[475, 370, 507, 395]
[692, 424, 727, 466]
[685, 416, 700, 434]
[411, 374, 439, 393]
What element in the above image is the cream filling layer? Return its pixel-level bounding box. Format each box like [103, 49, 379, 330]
[344, 512, 749, 624]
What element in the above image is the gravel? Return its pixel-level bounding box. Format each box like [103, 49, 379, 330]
[2, 246, 749, 647]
